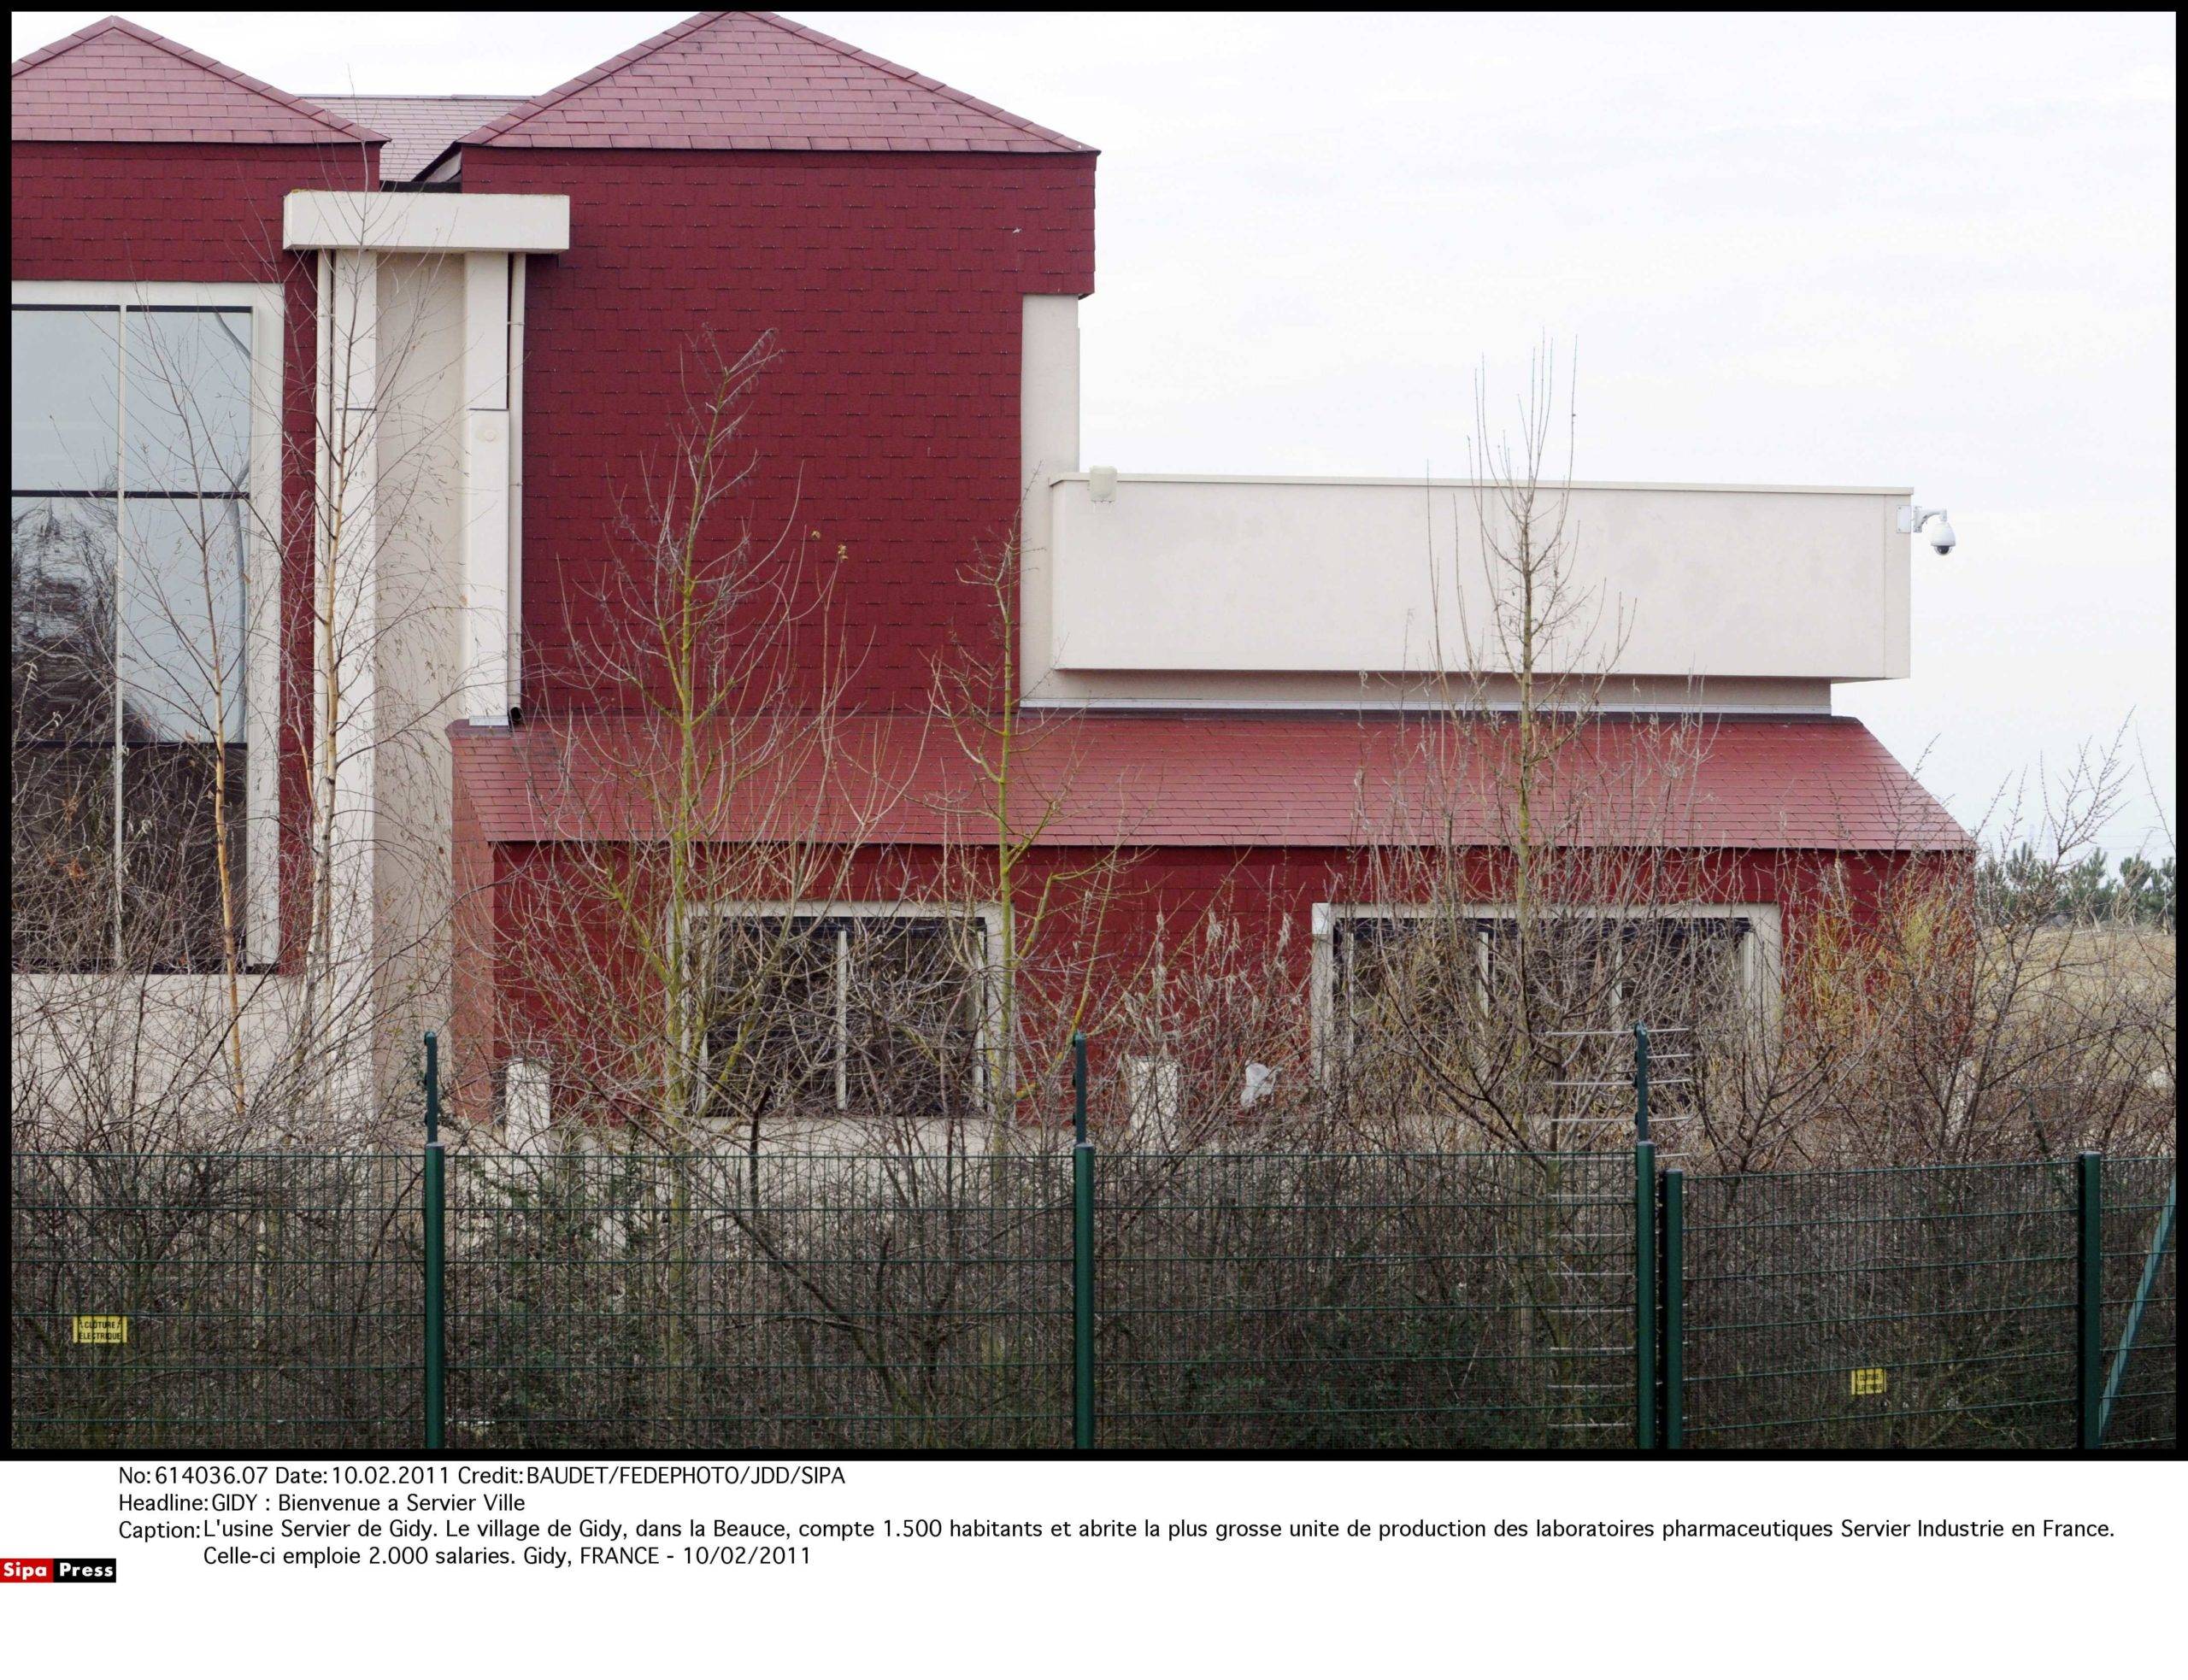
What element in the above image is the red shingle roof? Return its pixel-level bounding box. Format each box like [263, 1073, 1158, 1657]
[452, 714, 1968, 854]
[11, 15, 387, 146]
[450, 10, 1092, 156]
[311, 95, 522, 181]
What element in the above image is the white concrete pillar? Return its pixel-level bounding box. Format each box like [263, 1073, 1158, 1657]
[322, 247, 379, 905]
[1019, 295, 1081, 699]
[318, 246, 381, 1121]
[462, 251, 513, 725]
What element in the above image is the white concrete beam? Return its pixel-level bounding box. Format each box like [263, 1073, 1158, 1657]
[284, 191, 570, 255]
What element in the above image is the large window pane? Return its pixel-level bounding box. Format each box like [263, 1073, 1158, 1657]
[1337, 914, 1479, 1062]
[10, 308, 121, 492]
[845, 917, 984, 1118]
[124, 309, 252, 494]
[12, 496, 118, 743]
[703, 912, 988, 1120]
[117, 741, 247, 971]
[9, 723, 246, 972]
[9, 297, 255, 974]
[1482, 917, 1622, 1023]
[118, 496, 246, 743]
[10, 743, 116, 970]
[1331, 910, 1756, 1119]
[1620, 919, 1746, 1033]
[706, 916, 841, 1118]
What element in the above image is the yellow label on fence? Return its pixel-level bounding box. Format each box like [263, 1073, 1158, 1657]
[1850, 1366, 1886, 1396]
[74, 1316, 128, 1345]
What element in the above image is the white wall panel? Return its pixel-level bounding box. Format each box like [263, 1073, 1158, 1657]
[1046, 474, 1910, 684]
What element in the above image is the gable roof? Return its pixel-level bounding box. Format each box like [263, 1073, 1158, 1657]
[313, 95, 521, 181]
[449, 10, 1092, 157]
[11, 15, 386, 146]
[450, 714, 1970, 854]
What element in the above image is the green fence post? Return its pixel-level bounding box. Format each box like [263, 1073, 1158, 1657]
[1071, 1031, 1095, 1450]
[1662, 1167, 1684, 1449]
[423, 1032, 446, 1452]
[2074, 1151, 2102, 1450]
[1635, 1138, 1657, 1451]
[2098, 1171, 2175, 1447]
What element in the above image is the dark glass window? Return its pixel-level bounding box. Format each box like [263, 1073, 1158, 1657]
[1330, 912, 1482, 1064]
[1321, 909, 1750, 1067]
[703, 913, 989, 1119]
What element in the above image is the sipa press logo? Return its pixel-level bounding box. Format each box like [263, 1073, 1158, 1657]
[2, 1558, 118, 1583]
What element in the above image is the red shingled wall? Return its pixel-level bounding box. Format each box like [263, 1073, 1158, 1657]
[9, 142, 376, 274]
[11, 139, 375, 966]
[451, 832, 1946, 1125]
[459, 146, 1097, 714]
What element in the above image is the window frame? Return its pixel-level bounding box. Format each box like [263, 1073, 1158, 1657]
[685, 899, 1007, 1124]
[1309, 898, 1783, 1074]
[11, 279, 285, 972]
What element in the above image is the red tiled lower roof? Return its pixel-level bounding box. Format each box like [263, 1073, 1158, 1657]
[451, 713, 1968, 854]
[12, 16, 387, 146]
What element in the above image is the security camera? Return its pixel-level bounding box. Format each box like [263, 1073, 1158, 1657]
[1897, 504, 1956, 555]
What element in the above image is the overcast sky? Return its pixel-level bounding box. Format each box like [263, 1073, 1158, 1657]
[15, 11, 2177, 858]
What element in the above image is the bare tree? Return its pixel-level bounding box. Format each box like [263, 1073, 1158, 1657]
[918, 538, 1153, 1143]
[482, 332, 886, 1150]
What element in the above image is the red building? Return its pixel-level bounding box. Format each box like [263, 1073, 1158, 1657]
[10, 14, 1964, 1138]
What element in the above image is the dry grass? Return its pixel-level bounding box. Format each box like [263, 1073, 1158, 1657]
[2016, 925, 2175, 1006]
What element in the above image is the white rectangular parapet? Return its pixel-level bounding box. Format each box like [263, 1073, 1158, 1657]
[284, 191, 570, 254]
[1046, 474, 1912, 684]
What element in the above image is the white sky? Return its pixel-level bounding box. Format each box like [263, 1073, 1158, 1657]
[15, 10, 2177, 859]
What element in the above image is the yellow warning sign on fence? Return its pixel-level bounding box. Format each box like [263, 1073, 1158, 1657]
[1849, 1366, 1886, 1396]
[73, 1316, 128, 1344]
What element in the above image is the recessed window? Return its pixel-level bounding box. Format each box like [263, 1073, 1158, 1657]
[11, 303, 252, 972]
[1320, 904, 1771, 1109]
[699, 909, 994, 1120]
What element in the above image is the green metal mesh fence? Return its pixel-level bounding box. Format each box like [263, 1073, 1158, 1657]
[1676, 1162, 2082, 1449]
[439, 1151, 1074, 1451]
[10, 1146, 2176, 1452]
[9, 1152, 422, 1450]
[2097, 1156, 2177, 1451]
[1093, 1151, 1638, 1448]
